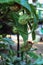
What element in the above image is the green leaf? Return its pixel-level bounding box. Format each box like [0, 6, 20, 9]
[18, 24, 28, 42]
[32, 31, 36, 40]
[28, 51, 41, 60]
[9, 11, 19, 25]
[0, 0, 15, 3]
[32, 22, 38, 30]
[15, 0, 31, 12]
[34, 58, 43, 65]
[0, 38, 14, 46]
[14, 0, 38, 21]
[0, 0, 38, 23]
[9, 11, 28, 42]
[30, 4, 39, 20]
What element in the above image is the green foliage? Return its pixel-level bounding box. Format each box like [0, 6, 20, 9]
[0, 38, 16, 65]
[18, 13, 29, 25]
[9, 11, 28, 42]
[32, 31, 36, 40]
[0, 0, 15, 4]
[0, 0, 39, 41]
[0, 0, 42, 65]
[0, 37, 43, 65]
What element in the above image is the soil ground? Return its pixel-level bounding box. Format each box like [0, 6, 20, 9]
[32, 42, 43, 54]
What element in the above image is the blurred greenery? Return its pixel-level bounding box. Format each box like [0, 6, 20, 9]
[0, 0, 42, 65]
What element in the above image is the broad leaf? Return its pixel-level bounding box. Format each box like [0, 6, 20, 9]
[0, 0, 14, 3]
[32, 31, 36, 40]
[0, 0, 38, 22]
[28, 51, 41, 60]
[32, 22, 38, 31]
[9, 11, 28, 42]
[0, 38, 14, 46]
[34, 59, 43, 65]
[14, 0, 38, 21]
[18, 24, 28, 42]
[0, 0, 38, 42]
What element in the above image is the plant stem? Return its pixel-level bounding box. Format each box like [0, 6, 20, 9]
[21, 51, 24, 61]
[17, 33, 20, 57]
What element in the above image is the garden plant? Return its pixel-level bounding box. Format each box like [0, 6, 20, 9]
[0, 0, 43, 65]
